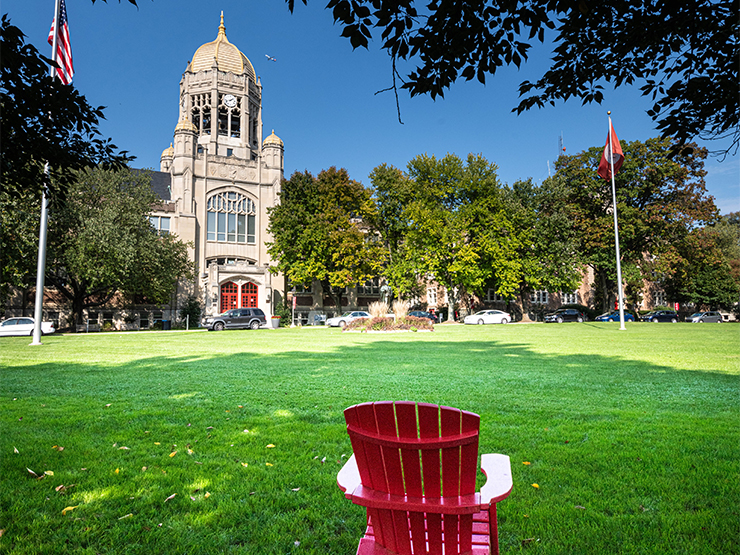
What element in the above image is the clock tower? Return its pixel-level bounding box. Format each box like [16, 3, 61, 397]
[156, 13, 285, 318]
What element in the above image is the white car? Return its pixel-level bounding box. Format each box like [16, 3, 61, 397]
[464, 310, 511, 325]
[326, 311, 370, 328]
[0, 317, 56, 337]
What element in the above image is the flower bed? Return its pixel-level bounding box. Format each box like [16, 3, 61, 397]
[344, 315, 434, 332]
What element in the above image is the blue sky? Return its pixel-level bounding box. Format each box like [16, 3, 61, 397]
[7, 0, 739, 213]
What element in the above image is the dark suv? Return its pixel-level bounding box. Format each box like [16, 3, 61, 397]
[544, 308, 585, 323]
[203, 308, 266, 331]
[640, 310, 678, 323]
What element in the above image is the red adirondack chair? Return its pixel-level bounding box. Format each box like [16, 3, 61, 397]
[337, 401, 513, 555]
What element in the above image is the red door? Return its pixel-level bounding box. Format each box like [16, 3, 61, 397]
[220, 282, 238, 313]
[241, 282, 258, 308]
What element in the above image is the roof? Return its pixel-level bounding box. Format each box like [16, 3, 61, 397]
[188, 13, 256, 81]
[150, 171, 172, 201]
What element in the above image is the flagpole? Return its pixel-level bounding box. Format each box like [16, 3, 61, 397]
[607, 112, 627, 331]
[31, 0, 61, 346]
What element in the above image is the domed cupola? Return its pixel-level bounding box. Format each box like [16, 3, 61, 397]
[262, 130, 283, 148]
[188, 13, 256, 81]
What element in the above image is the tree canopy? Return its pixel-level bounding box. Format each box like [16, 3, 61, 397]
[549, 137, 719, 310]
[266, 168, 386, 311]
[2, 167, 194, 325]
[284, 0, 738, 153]
[0, 16, 130, 201]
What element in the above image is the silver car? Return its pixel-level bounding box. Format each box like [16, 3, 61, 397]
[325, 311, 370, 328]
[685, 311, 723, 323]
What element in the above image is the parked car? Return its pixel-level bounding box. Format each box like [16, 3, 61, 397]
[685, 311, 723, 323]
[326, 311, 370, 328]
[544, 308, 585, 323]
[463, 310, 511, 325]
[203, 308, 266, 331]
[408, 310, 436, 323]
[640, 310, 678, 323]
[594, 311, 636, 322]
[0, 317, 55, 337]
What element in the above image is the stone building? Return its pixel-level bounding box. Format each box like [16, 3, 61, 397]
[151, 13, 285, 319]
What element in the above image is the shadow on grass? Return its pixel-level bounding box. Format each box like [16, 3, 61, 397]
[1, 335, 739, 554]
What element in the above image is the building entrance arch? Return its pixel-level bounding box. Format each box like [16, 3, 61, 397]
[220, 282, 238, 313]
[242, 282, 258, 308]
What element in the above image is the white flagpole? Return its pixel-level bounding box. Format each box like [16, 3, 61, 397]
[607, 112, 627, 331]
[31, 0, 61, 346]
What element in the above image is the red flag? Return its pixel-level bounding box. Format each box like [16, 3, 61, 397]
[48, 0, 74, 84]
[597, 121, 624, 180]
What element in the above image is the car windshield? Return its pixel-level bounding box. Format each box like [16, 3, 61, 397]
[689, 312, 703, 318]
[340, 312, 353, 317]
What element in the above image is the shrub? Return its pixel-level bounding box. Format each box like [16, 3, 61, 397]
[393, 299, 410, 320]
[368, 301, 390, 318]
[345, 315, 433, 332]
[179, 295, 203, 326]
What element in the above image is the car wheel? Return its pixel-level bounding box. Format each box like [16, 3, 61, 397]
[214, 322, 224, 331]
[608, 318, 614, 322]
[556, 317, 563, 324]
[577, 317, 584, 323]
[671, 318, 677, 323]
[501, 318, 509, 324]
[477, 319, 484, 325]
[250, 320, 260, 330]
[652, 318, 658, 323]
[339, 320, 347, 329]
[699, 319, 704, 323]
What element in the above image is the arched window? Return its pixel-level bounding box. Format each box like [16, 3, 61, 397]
[206, 192, 256, 244]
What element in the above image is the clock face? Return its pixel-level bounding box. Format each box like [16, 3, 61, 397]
[223, 94, 237, 108]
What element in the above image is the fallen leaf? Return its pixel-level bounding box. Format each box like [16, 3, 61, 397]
[169, 451, 177, 458]
[14, 447, 19, 454]
[266, 463, 273, 467]
[0, 530, 4, 537]
[522, 538, 539, 546]
[187, 448, 194, 455]
[266, 444, 275, 448]
[241, 462, 248, 467]
[291, 488, 300, 492]
[522, 461, 531, 465]
[206, 426, 214, 430]
[142, 466, 148, 472]
[154, 442, 161, 445]
[321, 457, 326, 464]
[118, 513, 133, 520]
[531, 483, 539, 489]
[61, 505, 79, 515]
[105, 404, 112, 407]
[575, 505, 586, 510]
[119, 446, 130, 450]
[242, 429, 249, 434]
[164, 493, 177, 503]
[44, 470, 54, 476]
[204, 492, 211, 498]
[294, 541, 300, 547]
[27, 468, 39, 478]
[190, 496, 196, 501]
[115, 468, 120, 474]
[238, 405, 243, 408]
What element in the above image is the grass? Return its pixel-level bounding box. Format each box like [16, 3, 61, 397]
[1, 322, 738, 554]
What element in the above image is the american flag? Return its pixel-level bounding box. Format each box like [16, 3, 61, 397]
[48, 0, 74, 84]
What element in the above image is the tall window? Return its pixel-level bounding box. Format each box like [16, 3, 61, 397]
[358, 278, 380, 295]
[207, 192, 256, 244]
[427, 287, 437, 306]
[561, 291, 578, 305]
[531, 290, 548, 304]
[150, 216, 170, 235]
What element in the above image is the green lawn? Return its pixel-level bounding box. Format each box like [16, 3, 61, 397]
[1, 323, 738, 554]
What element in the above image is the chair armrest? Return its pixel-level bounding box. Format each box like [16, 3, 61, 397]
[479, 453, 513, 507]
[337, 453, 362, 495]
